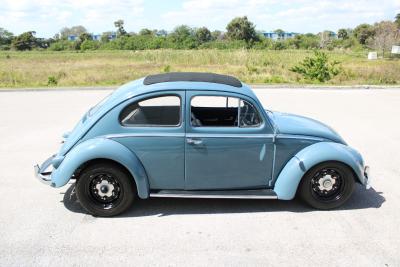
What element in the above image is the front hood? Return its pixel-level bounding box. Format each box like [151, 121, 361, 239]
[268, 111, 346, 144]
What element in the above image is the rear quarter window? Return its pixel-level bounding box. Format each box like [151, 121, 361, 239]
[119, 95, 181, 127]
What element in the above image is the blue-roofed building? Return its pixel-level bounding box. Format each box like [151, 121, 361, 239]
[67, 35, 78, 41]
[66, 32, 117, 42]
[92, 34, 101, 41]
[263, 31, 299, 40]
[108, 32, 117, 40]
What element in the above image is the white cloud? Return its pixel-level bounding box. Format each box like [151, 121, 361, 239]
[0, 0, 144, 36]
[161, 0, 400, 32]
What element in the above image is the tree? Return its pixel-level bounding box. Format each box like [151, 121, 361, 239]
[274, 29, 285, 40]
[156, 30, 168, 37]
[168, 25, 197, 48]
[368, 21, 400, 57]
[211, 30, 224, 40]
[288, 33, 319, 49]
[226, 16, 258, 43]
[353, 23, 375, 45]
[319, 30, 335, 48]
[11, 31, 38, 50]
[395, 13, 400, 28]
[0, 28, 14, 46]
[337, 28, 349, 39]
[139, 28, 155, 36]
[100, 31, 113, 43]
[60, 25, 87, 39]
[195, 27, 212, 43]
[290, 51, 341, 82]
[114, 19, 127, 37]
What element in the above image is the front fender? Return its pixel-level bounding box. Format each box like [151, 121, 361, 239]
[51, 138, 150, 199]
[273, 142, 366, 200]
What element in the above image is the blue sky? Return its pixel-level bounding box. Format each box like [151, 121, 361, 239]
[1, 0, 399, 37]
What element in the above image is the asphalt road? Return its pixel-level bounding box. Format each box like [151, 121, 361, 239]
[0, 87, 399, 266]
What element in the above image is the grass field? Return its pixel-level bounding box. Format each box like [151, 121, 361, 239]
[0, 49, 399, 88]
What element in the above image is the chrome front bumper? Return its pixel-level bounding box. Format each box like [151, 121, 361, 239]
[364, 166, 371, 189]
[34, 155, 55, 186]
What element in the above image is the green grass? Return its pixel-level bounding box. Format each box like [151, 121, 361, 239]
[0, 49, 399, 88]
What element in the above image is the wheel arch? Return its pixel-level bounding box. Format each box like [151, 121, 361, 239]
[273, 142, 366, 200]
[51, 138, 150, 199]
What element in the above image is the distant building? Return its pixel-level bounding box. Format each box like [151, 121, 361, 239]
[392, 45, 400, 54]
[67, 32, 117, 42]
[107, 32, 117, 41]
[67, 35, 78, 41]
[92, 34, 101, 41]
[155, 30, 168, 37]
[262, 31, 299, 40]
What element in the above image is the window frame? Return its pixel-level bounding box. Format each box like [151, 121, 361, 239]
[119, 94, 182, 128]
[238, 99, 263, 128]
[189, 94, 263, 129]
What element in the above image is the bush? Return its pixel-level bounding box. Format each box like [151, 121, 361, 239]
[290, 51, 341, 82]
[272, 41, 287, 50]
[199, 40, 248, 49]
[48, 40, 73, 51]
[47, 76, 58, 86]
[162, 65, 171, 72]
[80, 40, 100, 50]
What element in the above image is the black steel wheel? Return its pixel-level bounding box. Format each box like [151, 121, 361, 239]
[76, 162, 136, 217]
[298, 161, 355, 209]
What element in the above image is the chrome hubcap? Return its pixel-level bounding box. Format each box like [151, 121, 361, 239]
[318, 174, 336, 192]
[95, 180, 115, 198]
[89, 173, 121, 209]
[311, 167, 344, 201]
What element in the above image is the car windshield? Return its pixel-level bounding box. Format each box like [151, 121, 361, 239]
[88, 93, 112, 117]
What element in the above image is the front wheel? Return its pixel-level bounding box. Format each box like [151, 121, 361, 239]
[298, 162, 355, 210]
[75, 162, 136, 217]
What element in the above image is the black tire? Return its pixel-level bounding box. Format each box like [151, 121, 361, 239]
[75, 162, 136, 217]
[298, 161, 355, 210]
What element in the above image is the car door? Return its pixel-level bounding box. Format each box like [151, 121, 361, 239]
[112, 91, 186, 190]
[185, 91, 275, 190]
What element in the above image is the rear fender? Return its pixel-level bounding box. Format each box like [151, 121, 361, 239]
[273, 142, 365, 200]
[51, 138, 150, 199]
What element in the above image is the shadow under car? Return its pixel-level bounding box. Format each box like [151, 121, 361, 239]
[61, 183, 385, 218]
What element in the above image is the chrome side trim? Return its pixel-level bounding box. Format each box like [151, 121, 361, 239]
[105, 133, 275, 139]
[275, 134, 326, 142]
[186, 133, 274, 139]
[106, 133, 322, 140]
[105, 133, 185, 138]
[150, 193, 277, 199]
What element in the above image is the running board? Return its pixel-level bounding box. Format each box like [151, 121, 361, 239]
[149, 189, 277, 199]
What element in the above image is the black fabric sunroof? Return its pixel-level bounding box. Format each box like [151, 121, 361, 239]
[143, 72, 242, 88]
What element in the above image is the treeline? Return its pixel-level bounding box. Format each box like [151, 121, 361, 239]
[1, 15, 400, 56]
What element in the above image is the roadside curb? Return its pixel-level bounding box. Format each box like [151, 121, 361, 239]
[250, 84, 400, 90]
[0, 86, 117, 92]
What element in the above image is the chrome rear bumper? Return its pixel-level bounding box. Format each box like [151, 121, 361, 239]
[34, 155, 55, 186]
[364, 166, 371, 189]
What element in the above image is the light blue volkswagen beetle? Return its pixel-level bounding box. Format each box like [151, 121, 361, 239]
[35, 72, 371, 216]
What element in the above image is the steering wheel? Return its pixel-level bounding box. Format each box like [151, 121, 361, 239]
[240, 103, 254, 126]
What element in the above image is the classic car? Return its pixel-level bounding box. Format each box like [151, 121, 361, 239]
[35, 72, 371, 216]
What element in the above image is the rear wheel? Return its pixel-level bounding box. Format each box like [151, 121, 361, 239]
[298, 162, 355, 210]
[76, 162, 136, 217]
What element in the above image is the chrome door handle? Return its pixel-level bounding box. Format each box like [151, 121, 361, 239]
[187, 138, 203, 145]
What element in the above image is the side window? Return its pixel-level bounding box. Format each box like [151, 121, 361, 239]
[239, 99, 262, 127]
[190, 96, 261, 127]
[120, 95, 181, 126]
